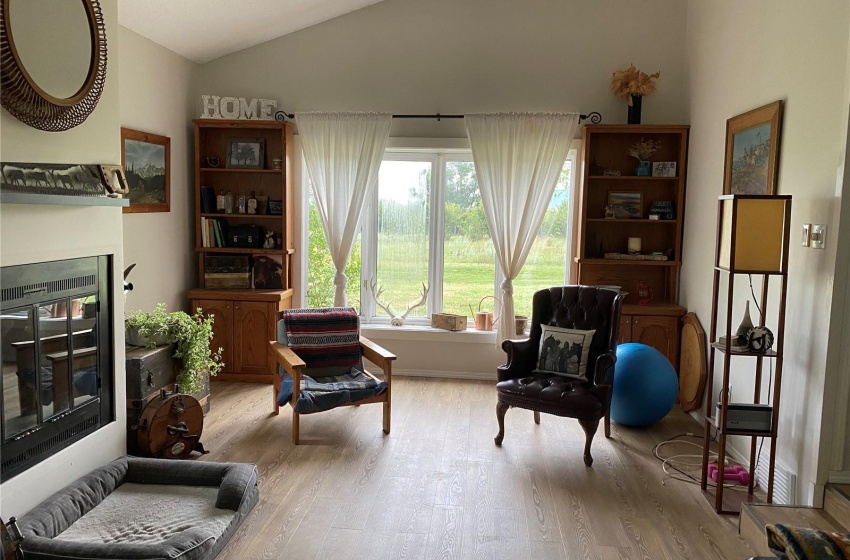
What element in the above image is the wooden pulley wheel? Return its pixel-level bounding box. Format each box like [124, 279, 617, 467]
[137, 390, 204, 459]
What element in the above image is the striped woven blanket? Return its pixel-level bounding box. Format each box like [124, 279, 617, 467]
[767, 524, 850, 560]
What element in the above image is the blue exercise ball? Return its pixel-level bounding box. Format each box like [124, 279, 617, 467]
[611, 343, 678, 427]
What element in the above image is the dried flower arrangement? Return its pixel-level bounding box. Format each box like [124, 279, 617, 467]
[611, 64, 661, 106]
[628, 138, 662, 161]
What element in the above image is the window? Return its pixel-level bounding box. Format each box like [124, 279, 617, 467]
[304, 145, 577, 326]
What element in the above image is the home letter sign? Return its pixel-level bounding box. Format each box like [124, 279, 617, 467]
[200, 96, 278, 120]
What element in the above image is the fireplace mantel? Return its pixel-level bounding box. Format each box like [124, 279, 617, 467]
[0, 193, 128, 207]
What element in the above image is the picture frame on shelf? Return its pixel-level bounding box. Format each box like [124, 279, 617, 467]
[226, 137, 265, 169]
[268, 199, 282, 215]
[652, 162, 677, 177]
[121, 127, 170, 213]
[723, 100, 783, 195]
[608, 191, 642, 219]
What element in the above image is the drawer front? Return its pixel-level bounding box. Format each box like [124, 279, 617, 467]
[125, 345, 176, 400]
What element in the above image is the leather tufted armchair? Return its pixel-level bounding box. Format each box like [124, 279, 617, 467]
[495, 285, 625, 466]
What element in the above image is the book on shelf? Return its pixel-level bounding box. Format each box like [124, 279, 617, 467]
[717, 335, 747, 350]
[200, 186, 216, 213]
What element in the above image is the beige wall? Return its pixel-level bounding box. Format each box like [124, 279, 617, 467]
[0, 0, 127, 517]
[196, 0, 689, 135]
[119, 27, 199, 313]
[682, 0, 850, 505]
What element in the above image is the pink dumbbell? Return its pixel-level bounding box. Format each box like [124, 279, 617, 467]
[706, 463, 749, 485]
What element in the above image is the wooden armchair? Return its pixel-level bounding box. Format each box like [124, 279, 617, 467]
[268, 308, 396, 444]
[494, 286, 624, 466]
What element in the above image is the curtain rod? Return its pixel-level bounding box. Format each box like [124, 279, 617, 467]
[273, 111, 602, 124]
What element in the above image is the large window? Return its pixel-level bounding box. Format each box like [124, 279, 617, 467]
[305, 146, 576, 326]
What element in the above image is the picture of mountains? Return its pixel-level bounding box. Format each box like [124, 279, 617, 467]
[124, 138, 167, 205]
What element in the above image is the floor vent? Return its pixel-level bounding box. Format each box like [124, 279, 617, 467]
[756, 457, 796, 505]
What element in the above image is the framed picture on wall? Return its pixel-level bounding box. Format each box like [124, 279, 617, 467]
[121, 128, 170, 213]
[723, 100, 783, 195]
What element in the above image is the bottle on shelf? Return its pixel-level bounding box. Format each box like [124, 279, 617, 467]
[247, 191, 258, 215]
[237, 191, 247, 214]
[216, 190, 226, 213]
[224, 190, 234, 214]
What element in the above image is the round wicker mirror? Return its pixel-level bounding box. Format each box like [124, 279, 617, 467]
[0, 0, 107, 132]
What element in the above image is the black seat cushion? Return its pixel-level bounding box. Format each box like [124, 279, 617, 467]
[497, 375, 604, 419]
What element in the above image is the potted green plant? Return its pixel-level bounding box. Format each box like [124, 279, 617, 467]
[125, 303, 224, 394]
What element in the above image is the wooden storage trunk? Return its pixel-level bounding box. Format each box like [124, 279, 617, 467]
[125, 345, 210, 455]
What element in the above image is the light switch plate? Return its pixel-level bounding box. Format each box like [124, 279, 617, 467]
[802, 224, 811, 247]
[812, 224, 827, 249]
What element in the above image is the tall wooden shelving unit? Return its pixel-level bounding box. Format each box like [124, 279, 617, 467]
[699, 195, 791, 515]
[576, 124, 689, 368]
[187, 119, 294, 386]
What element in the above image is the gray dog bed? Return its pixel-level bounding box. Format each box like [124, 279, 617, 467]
[12, 456, 258, 560]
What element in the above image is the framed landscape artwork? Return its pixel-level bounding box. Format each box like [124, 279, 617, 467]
[723, 100, 783, 195]
[121, 128, 170, 213]
[608, 191, 642, 219]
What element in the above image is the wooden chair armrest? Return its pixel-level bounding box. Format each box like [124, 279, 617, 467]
[268, 341, 305, 377]
[360, 336, 396, 368]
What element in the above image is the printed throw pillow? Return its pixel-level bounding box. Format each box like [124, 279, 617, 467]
[533, 325, 596, 380]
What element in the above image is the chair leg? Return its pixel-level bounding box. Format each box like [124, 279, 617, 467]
[383, 399, 391, 434]
[533, 411, 541, 425]
[272, 382, 280, 416]
[578, 418, 600, 467]
[292, 410, 300, 445]
[604, 411, 611, 438]
[494, 401, 509, 446]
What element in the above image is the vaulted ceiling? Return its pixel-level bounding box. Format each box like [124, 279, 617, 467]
[118, 0, 388, 64]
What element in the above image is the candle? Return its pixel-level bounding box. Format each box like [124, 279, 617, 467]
[628, 237, 642, 254]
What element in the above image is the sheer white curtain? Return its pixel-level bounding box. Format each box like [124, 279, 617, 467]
[296, 112, 392, 306]
[465, 112, 580, 345]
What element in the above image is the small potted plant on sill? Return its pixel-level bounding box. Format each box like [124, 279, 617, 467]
[125, 303, 224, 394]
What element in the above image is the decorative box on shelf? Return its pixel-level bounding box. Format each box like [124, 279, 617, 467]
[604, 252, 669, 261]
[431, 313, 467, 331]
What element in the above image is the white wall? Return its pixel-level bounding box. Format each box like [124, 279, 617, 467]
[196, 0, 689, 376]
[682, 0, 849, 505]
[120, 27, 199, 313]
[0, 1, 127, 517]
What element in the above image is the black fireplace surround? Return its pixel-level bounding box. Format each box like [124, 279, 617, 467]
[0, 256, 115, 481]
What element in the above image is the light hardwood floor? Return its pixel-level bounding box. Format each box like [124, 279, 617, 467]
[201, 377, 755, 560]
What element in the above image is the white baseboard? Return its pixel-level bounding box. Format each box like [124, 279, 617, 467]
[828, 471, 850, 484]
[393, 368, 495, 381]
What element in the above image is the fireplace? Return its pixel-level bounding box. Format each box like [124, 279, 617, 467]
[0, 256, 115, 481]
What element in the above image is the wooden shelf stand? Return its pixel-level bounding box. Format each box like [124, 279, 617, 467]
[699, 195, 792, 514]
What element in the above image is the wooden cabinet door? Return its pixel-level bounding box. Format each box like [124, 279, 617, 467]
[618, 316, 633, 345]
[193, 299, 234, 374]
[234, 301, 272, 375]
[631, 315, 679, 369]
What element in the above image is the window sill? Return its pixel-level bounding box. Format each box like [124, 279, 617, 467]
[361, 324, 498, 344]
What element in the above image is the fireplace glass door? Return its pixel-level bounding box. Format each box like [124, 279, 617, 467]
[2, 296, 98, 439]
[1, 256, 114, 481]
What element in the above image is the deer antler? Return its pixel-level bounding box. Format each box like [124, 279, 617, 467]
[369, 280, 396, 318]
[400, 282, 430, 320]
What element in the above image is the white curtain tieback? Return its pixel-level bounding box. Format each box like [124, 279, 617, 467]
[500, 278, 514, 294]
[334, 272, 348, 288]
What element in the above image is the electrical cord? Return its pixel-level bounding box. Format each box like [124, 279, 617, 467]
[652, 434, 755, 492]
[748, 274, 763, 317]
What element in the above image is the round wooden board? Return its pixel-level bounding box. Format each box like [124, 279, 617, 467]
[679, 312, 707, 412]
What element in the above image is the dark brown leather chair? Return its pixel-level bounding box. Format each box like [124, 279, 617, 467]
[494, 286, 625, 466]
